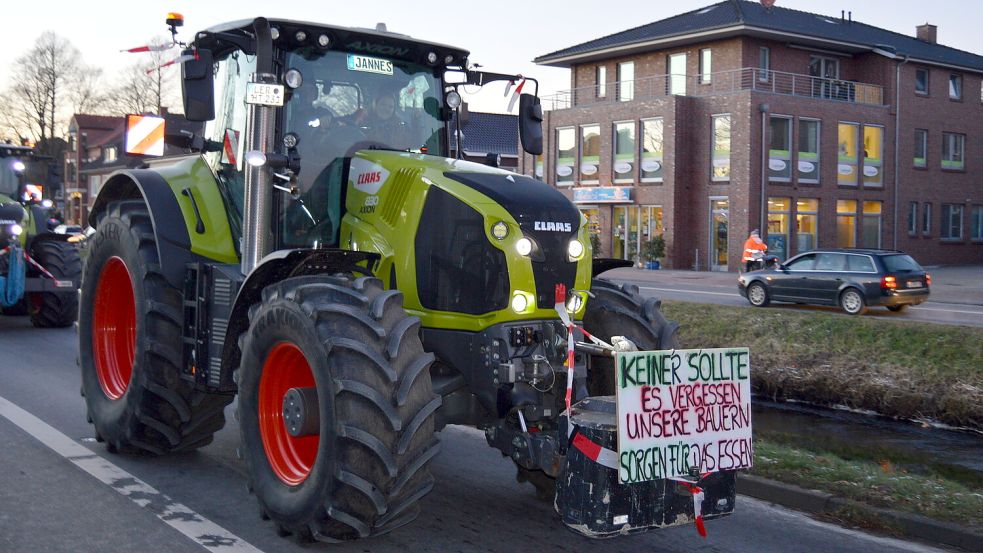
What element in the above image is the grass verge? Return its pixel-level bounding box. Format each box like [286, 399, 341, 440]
[752, 438, 983, 532]
[661, 300, 983, 429]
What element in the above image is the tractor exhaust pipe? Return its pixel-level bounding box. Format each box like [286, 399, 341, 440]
[242, 18, 276, 275]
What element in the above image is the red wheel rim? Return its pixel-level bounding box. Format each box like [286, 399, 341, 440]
[259, 342, 318, 486]
[92, 256, 136, 400]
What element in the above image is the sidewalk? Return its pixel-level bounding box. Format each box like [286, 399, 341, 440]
[600, 264, 983, 306]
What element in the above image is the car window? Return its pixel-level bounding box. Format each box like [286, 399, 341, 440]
[847, 255, 875, 272]
[784, 253, 816, 270]
[882, 254, 922, 272]
[815, 253, 847, 271]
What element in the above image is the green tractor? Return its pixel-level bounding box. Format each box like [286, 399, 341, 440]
[0, 144, 81, 327]
[78, 15, 737, 542]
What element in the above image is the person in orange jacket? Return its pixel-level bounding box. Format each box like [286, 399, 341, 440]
[742, 229, 767, 272]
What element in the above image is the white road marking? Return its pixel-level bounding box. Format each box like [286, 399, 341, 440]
[909, 306, 983, 316]
[0, 395, 264, 553]
[639, 286, 738, 297]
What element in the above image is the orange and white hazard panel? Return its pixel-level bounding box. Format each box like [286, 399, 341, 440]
[125, 114, 166, 157]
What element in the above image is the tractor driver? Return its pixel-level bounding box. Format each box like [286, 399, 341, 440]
[357, 90, 410, 146]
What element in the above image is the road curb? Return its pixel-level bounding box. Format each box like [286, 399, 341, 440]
[738, 474, 983, 551]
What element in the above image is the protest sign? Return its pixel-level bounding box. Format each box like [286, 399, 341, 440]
[615, 347, 752, 484]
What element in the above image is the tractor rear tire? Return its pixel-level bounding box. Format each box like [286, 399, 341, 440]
[582, 279, 681, 396]
[237, 275, 440, 542]
[78, 200, 232, 455]
[28, 240, 81, 328]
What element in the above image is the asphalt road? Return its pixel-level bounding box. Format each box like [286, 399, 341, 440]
[604, 269, 983, 328]
[0, 316, 951, 553]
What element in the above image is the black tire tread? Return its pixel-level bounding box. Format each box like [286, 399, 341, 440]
[241, 276, 439, 541]
[81, 200, 232, 455]
[28, 240, 82, 328]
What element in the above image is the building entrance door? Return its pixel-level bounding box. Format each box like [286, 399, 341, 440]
[613, 205, 664, 263]
[710, 198, 729, 271]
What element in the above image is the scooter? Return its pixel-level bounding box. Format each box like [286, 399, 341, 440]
[746, 251, 781, 271]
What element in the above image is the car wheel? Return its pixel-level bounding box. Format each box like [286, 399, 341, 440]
[746, 282, 770, 307]
[886, 305, 907, 313]
[839, 288, 867, 315]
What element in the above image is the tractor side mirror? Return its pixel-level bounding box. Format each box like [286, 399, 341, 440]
[181, 48, 215, 122]
[518, 93, 543, 156]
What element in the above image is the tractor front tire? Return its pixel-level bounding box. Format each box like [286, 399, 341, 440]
[582, 279, 681, 396]
[237, 275, 440, 542]
[28, 240, 82, 327]
[78, 200, 232, 454]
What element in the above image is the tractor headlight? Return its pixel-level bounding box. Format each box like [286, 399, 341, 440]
[284, 68, 303, 89]
[9, 224, 22, 236]
[12, 160, 25, 173]
[515, 237, 533, 257]
[491, 221, 508, 240]
[567, 239, 585, 260]
[445, 90, 462, 109]
[566, 292, 584, 313]
[511, 291, 533, 313]
[426, 51, 438, 65]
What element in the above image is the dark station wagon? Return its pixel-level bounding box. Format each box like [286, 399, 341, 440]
[737, 249, 931, 315]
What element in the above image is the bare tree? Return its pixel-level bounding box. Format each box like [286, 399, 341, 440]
[3, 32, 82, 152]
[68, 64, 109, 115]
[108, 37, 181, 115]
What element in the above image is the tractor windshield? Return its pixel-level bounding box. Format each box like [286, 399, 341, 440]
[0, 157, 21, 197]
[279, 48, 445, 248]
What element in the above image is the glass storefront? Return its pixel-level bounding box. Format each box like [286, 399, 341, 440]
[767, 197, 790, 261]
[837, 199, 857, 247]
[613, 205, 664, 263]
[710, 198, 729, 270]
[795, 198, 819, 253]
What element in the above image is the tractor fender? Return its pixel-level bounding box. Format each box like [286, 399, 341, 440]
[592, 257, 634, 277]
[90, 170, 198, 289]
[218, 248, 381, 385]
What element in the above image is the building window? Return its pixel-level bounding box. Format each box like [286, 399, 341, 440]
[923, 202, 932, 235]
[942, 132, 965, 170]
[711, 114, 731, 181]
[941, 204, 964, 239]
[862, 201, 882, 248]
[915, 68, 929, 94]
[914, 129, 927, 168]
[533, 154, 544, 180]
[767, 197, 791, 260]
[836, 199, 857, 248]
[796, 198, 819, 251]
[949, 74, 962, 99]
[759, 47, 770, 82]
[579, 125, 600, 183]
[613, 121, 635, 183]
[837, 122, 859, 186]
[862, 125, 883, 187]
[555, 127, 575, 185]
[596, 66, 607, 98]
[699, 49, 712, 84]
[103, 147, 117, 163]
[768, 116, 792, 182]
[809, 56, 839, 79]
[668, 53, 686, 96]
[797, 119, 820, 183]
[618, 62, 634, 102]
[972, 206, 983, 240]
[908, 202, 918, 235]
[640, 118, 664, 182]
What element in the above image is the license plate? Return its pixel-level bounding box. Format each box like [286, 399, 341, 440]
[907, 280, 923, 288]
[245, 83, 284, 106]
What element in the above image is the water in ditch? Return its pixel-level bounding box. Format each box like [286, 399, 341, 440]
[752, 398, 983, 485]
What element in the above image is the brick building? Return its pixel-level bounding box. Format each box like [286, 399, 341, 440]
[521, 0, 983, 269]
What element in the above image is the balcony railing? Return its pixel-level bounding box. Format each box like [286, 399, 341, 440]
[543, 67, 885, 110]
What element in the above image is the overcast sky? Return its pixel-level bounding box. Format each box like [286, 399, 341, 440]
[2, 0, 981, 114]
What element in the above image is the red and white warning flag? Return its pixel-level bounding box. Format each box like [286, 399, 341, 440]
[506, 78, 526, 113]
[121, 42, 175, 54]
[146, 53, 196, 74]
